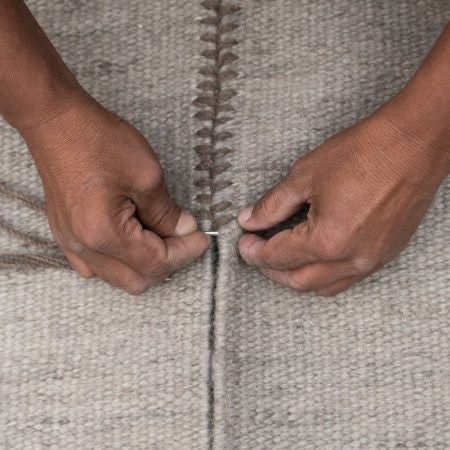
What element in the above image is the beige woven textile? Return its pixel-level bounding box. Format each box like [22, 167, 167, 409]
[1, 0, 449, 449]
[212, 1, 450, 448]
[0, 1, 213, 448]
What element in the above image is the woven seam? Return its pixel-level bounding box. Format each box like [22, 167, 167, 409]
[194, 0, 240, 228]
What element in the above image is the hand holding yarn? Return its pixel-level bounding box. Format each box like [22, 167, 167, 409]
[23, 95, 211, 294]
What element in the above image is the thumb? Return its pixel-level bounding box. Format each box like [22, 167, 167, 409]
[134, 180, 197, 238]
[238, 173, 310, 231]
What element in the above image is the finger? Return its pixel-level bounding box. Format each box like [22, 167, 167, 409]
[316, 265, 381, 296]
[64, 250, 95, 278]
[91, 217, 211, 278]
[133, 178, 197, 237]
[81, 248, 157, 295]
[162, 232, 212, 272]
[260, 261, 355, 292]
[316, 275, 364, 297]
[238, 172, 310, 231]
[238, 224, 317, 270]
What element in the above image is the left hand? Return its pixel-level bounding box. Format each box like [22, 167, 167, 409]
[237, 99, 449, 296]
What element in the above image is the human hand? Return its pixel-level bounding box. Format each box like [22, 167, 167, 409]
[22, 94, 210, 294]
[237, 97, 449, 296]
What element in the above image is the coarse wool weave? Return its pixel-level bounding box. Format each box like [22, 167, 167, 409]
[0, 1, 214, 449]
[211, 1, 450, 449]
[0, 1, 449, 450]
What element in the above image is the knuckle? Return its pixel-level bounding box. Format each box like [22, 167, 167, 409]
[136, 162, 164, 192]
[143, 267, 168, 281]
[288, 159, 306, 179]
[289, 270, 315, 292]
[149, 200, 178, 228]
[65, 238, 85, 254]
[320, 237, 349, 260]
[315, 221, 354, 261]
[142, 246, 169, 275]
[272, 179, 293, 202]
[288, 165, 312, 187]
[352, 254, 378, 274]
[123, 278, 150, 296]
[256, 181, 290, 217]
[82, 230, 116, 252]
[152, 244, 168, 265]
[72, 214, 116, 252]
[291, 277, 311, 292]
[48, 220, 82, 253]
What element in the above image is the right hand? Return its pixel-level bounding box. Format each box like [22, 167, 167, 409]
[22, 94, 211, 294]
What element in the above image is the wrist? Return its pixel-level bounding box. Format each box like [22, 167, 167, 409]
[372, 67, 450, 182]
[359, 75, 448, 194]
[382, 84, 449, 157]
[20, 89, 103, 165]
[366, 22, 450, 182]
[371, 94, 450, 189]
[8, 77, 89, 137]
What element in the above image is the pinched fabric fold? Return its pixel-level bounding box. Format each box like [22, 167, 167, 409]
[1, 1, 449, 449]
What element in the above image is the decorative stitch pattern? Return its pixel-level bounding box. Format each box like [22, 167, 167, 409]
[194, 0, 240, 228]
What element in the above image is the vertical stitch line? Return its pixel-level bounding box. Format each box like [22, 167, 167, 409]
[195, 2, 240, 448]
[207, 235, 219, 450]
[194, 0, 240, 229]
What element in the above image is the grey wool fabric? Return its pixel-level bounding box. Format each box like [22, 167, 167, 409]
[0, 0, 449, 449]
[0, 1, 213, 448]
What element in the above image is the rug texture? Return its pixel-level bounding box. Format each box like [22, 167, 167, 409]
[0, 1, 213, 448]
[212, 1, 450, 449]
[0, 1, 449, 449]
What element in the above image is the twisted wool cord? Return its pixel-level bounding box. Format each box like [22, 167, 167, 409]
[0, 181, 46, 213]
[0, 220, 58, 250]
[0, 182, 69, 270]
[0, 253, 70, 270]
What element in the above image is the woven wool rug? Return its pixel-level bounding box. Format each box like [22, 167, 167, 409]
[0, 1, 214, 448]
[1, 0, 449, 449]
[211, 1, 450, 448]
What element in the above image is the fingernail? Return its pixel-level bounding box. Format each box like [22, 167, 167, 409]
[175, 210, 198, 236]
[238, 206, 253, 226]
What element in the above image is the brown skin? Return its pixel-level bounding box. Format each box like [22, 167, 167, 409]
[0, 0, 211, 294]
[1, 2, 448, 296]
[238, 23, 450, 296]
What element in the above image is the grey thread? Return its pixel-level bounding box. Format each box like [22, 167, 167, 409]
[0, 253, 70, 270]
[0, 183, 68, 270]
[0, 181, 46, 213]
[0, 220, 58, 250]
